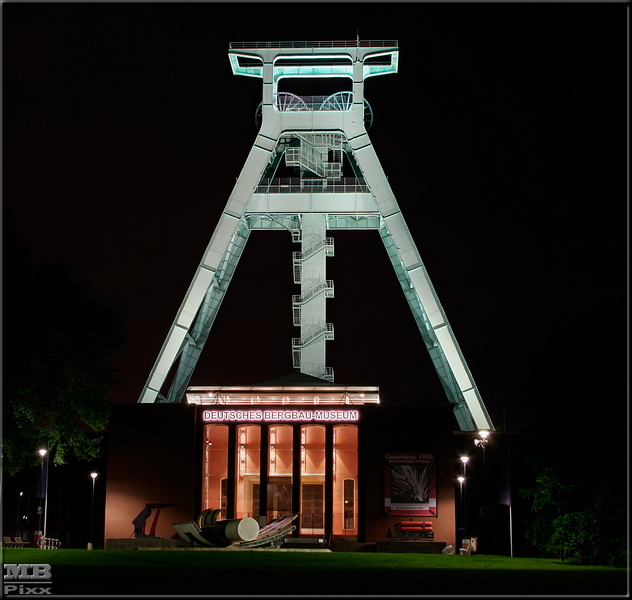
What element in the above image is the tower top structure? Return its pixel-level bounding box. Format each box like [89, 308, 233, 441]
[230, 40, 396, 134]
[228, 39, 398, 80]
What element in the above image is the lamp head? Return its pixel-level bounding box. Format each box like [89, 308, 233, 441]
[38, 449, 47, 457]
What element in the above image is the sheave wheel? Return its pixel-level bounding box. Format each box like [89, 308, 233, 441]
[274, 92, 309, 112]
[319, 91, 373, 130]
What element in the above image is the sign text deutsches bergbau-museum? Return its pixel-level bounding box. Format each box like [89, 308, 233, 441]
[202, 409, 359, 423]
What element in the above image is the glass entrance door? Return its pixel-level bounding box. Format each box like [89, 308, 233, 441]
[301, 483, 324, 532]
[267, 477, 292, 521]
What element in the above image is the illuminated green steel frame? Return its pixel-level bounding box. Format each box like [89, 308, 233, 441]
[138, 40, 494, 432]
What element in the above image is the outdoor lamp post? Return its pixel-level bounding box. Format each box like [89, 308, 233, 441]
[474, 431, 489, 485]
[474, 430, 490, 552]
[457, 475, 465, 537]
[459, 456, 469, 537]
[38, 449, 47, 542]
[89, 472, 98, 550]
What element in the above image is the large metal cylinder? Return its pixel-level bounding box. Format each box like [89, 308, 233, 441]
[220, 517, 260, 542]
[200, 517, 260, 546]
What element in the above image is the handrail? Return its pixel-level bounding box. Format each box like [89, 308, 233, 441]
[292, 322, 334, 348]
[255, 177, 370, 194]
[230, 40, 397, 49]
[37, 537, 61, 550]
[293, 237, 334, 262]
[292, 278, 334, 305]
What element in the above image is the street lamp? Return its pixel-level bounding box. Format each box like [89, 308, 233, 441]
[474, 431, 489, 499]
[89, 472, 98, 550]
[457, 476, 465, 520]
[474, 430, 489, 451]
[474, 430, 490, 553]
[38, 449, 47, 542]
[459, 456, 469, 537]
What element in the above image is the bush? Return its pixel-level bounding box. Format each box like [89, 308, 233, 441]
[520, 462, 627, 567]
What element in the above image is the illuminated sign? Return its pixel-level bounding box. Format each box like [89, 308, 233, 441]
[202, 409, 359, 423]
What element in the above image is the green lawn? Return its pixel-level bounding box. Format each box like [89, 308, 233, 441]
[2, 548, 628, 596]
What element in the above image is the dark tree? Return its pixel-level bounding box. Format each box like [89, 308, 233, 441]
[2, 213, 128, 475]
[519, 431, 628, 567]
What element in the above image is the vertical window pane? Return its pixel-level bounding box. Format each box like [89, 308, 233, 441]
[300, 425, 325, 535]
[203, 425, 229, 519]
[267, 425, 293, 521]
[235, 425, 260, 519]
[333, 425, 358, 536]
[344, 479, 355, 531]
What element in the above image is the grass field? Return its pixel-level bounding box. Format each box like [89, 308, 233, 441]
[2, 548, 629, 597]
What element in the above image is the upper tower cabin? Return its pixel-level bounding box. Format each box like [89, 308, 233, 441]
[228, 40, 398, 137]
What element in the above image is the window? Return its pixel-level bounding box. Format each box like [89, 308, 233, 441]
[300, 425, 325, 534]
[333, 425, 358, 536]
[16, 531, 29, 543]
[267, 425, 293, 522]
[203, 425, 229, 518]
[57, 531, 69, 544]
[344, 479, 355, 531]
[235, 425, 261, 519]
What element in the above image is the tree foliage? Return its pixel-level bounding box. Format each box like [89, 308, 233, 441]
[3, 215, 128, 475]
[520, 456, 628, 567]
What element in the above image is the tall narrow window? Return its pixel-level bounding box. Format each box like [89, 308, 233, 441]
[235, 425, 260, 519]
[333, 425, 358, 536]
[343, 479, 355, 531]
[203, 425, 229, 518]
[300, 425, 326, 535]
[267, 425, 293, 522]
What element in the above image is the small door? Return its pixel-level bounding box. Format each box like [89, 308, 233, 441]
[301, 484, 324, 529]
[267, 477, 292, 521]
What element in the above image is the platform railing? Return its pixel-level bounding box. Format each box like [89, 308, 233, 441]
[255, 177, 370, 194]
[37, 537, 61, 550]
[230, 40, 397, 49]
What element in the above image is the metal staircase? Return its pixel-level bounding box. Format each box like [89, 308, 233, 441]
[285, 133, 344, 181]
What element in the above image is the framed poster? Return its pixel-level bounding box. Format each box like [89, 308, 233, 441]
[384, 453, 437, 516]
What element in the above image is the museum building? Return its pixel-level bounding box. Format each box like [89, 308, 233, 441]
[103, 375, 458, 548]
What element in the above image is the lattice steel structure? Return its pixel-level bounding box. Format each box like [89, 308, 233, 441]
[138, 40, 494, 432]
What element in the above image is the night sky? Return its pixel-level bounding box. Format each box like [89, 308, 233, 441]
[3, 3, 627, 442]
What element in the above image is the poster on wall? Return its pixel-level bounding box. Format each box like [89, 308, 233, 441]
[384, 453, 437, 516]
